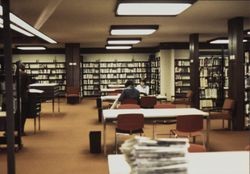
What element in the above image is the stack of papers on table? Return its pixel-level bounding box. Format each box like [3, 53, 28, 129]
[120, 136, 189, 174]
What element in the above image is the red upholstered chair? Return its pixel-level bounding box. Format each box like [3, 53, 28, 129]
[170, 115, 205, 145]
[154, 103, 176, 108]
[118, 104, 140, 109]
[153, 103, 176, 138]
[140, 96, 157, 108]
[171, 90, 193, 107]
[115, 114, 144, 153]
[66, 87, 80, 104]
[209, 98, 235, 129]
[188, 144, 206, 153]
[121, 98, 138, 104]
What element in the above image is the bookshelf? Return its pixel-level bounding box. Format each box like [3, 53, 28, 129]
[245, 51, 250, 127]
[81, 60, 149, 97]
[174, 59, 191, 97]
[22, 61, 66, 96]
[149, 56, 160, 95]
[199, 51, 225, 109]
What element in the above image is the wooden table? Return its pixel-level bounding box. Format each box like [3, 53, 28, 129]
[108, 151, 250, 174]
[102, 108, 209, 155]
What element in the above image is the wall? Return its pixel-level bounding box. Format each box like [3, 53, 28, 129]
[12, 54, 65, 63]
[158, 49, 189, 100]
[81, 53, 151, 62]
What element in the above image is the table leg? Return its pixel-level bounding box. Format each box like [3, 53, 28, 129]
[206, 117, 210, 150]
[58, 96, 60, 112]
[52, 97, 54, 113]
[103, 121, 107, 155]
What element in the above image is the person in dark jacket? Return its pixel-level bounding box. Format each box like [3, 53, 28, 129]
[19, 63, 30, 135]
[118, 80, 140, 104]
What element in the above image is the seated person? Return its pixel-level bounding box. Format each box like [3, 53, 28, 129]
[136, 78, 149, 96]
[111, 80, 140, 109]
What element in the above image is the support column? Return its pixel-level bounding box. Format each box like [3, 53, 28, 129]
[189, 34, 200, 108]
[2, 0, 16, 173]
[65, 44, 81, 102]
[228, 17, 244, 130]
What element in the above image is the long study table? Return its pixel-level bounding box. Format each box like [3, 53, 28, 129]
[108, 151, 250, 174]
[102, 108, 209, 155]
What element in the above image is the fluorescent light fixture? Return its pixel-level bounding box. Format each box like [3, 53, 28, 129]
[16, 46, 46, 50]
[116, 0, 197, 16]
[107, 38, 141, 45]
[105, 45, 132, 49]
[0, 5, 57, 43]
[209, 38, 248, 44]
[110, 25, 158, 35]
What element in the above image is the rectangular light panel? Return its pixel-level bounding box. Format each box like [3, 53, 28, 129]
[106, 45, 132, 49]
[111, 29, 156, 35]
[107, 39, 141, 45]
[117, 3, 192, 16]
[17, 46, 46, 50]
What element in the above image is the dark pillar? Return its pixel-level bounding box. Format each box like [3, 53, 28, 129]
[189, 34, 200, 109]
[65, 44, 81, 101]
[228, 17, 244, 130]
[2, 0, 16, 173]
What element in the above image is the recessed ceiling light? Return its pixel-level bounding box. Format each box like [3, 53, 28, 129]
[248, 31, 250, 35]
[105, 45, 132, 50]
[16, 46, 47, 50]
[116, 0, 197, 16]
[107, 38, 141, 45]
[0, 5, 57, 43]
[110, 25, 158, 35]
[209, 38, 247, 44]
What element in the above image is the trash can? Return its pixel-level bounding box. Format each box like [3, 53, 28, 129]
[89, 131, 101, 153]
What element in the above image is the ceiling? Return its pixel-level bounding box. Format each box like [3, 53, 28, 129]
[5, 0, 250, 48]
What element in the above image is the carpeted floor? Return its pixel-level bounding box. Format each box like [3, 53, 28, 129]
[0, 98, 249, 174]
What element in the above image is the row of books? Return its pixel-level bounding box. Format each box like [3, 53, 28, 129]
[175, 67, 190, 73]
[200, 99, 214, 108]
[200, 88, 218, 98]
[199, 56, 222, 66]
[175, 75, 190, 80]
[175, 81, 190, 87]
[99, 62, 147, 68]
[176, 61, 190, 66]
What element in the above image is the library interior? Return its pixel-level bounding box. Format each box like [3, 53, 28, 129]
[0, 0, 250, 174]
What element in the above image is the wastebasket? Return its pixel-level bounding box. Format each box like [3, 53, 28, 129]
[89, 131, 101, 153]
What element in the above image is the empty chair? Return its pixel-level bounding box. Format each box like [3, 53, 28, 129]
[209, 98, 235, 129]
[118, 104, 140, 109]
[188, 144, 206, 153]
[140, 96, 157, 108]
[154, 103, 176, 108]
[170, 115, 205, 146]
[121, 98, 138, 104]
[66, 86, 80, 104]
[115, 114, 144, 153]
[171, 90, 193, 107]
[153, 103, 176, 138]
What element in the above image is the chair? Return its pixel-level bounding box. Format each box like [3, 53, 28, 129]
[170, 115, 205, 146]
[121, 98, 138, 104]
[66, 87, 80, 104]
[115, 114, 144, 153]
[244, 145, 250, 151]
[208, 98, 235, 129]
[140, 96, 157, 108]
[118, 104, 140, 109]
[171, 90, 193, 107]
[153, 103, 176, 138]
[188, 144, 206, 153]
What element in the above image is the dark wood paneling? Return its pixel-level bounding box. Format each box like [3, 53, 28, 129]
[65, 43, 80, 90]
[228, 17, 245, 130]
[189, 34, 200, 108]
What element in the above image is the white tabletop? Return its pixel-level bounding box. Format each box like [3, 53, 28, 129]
[101, 95, 167, 101]
[101, 88, 124, 92]
[28, 89, 44, 93]
[29, 83, 58, 87]
[103, 108, 208, 121]
[108, 151, 250, 174]
[0, 112, 6, 117]
[108, 85, 124, 88]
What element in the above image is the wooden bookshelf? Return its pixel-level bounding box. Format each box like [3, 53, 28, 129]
[245, 51, 250, 127]
[174, 59, 191, 97]
[22, 61, 66, 96]
[199, 51, 225, 109]
[149, 56, 160, 95]
[81, 60, 149, 97]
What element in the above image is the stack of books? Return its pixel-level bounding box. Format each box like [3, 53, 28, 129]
[120, 136, 189, 174]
